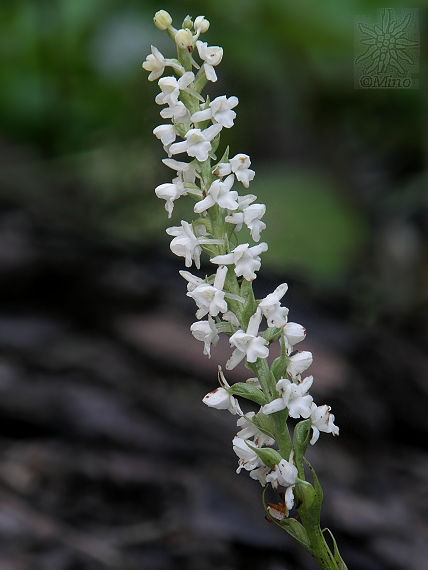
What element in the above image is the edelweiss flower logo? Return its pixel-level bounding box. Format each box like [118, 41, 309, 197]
[356, 8, 419, 74]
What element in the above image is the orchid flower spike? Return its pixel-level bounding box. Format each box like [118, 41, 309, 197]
[144, 13, 346, 568]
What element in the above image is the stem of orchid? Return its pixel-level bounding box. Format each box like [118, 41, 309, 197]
[300, 521, 344, 570]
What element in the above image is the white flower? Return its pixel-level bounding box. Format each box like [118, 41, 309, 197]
[167, 222, 223, 269]
[194, 15, 210, 34]
[162, 158, 199, 184]
[310, 404, 339, 445]
[155, 72, 195, 107]
[203, 367, 242, 415]
[226, 199, 266, 242]
[266, 458, 298, 513]
[283, 322, 306, 350]
[287, 350, 313, 380]
[236, 412, 275, 447]
[160, 102, 192, 125]
[232, 436, 263, 473]
[211, 243, 268, 281]
[169, 124, 222, 162]
[258, 283, 289, 328]
[191, 95, 238, 128]
[179, 270, 205, 292]
[142, 46, 184, 81]
[262, 376, 314, 418]
[227, 310, 269, 369]
[190, 316, 219, 357]
[188, 265, 228, 318]
[250, 465, 271, 486]
[213, 161, 233, 177]
[229, 154, 255, 188]
[222, 310, 240, 328]
[155, 178, 187, 218]
[203, 387, 241, 415]
[196, 41, 223, 82]
[242, 204, 266, 242]
[194, 174, 238, 213]
[153, 124, 177, 148]
[166, 221, 202, 268]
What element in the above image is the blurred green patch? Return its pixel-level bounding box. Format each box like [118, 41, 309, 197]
[249, 166, 368, 283]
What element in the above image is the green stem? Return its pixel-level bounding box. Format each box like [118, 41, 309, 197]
[300, 522, 343, 570]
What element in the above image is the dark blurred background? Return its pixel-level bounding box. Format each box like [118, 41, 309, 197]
[0, 1, 427, 569]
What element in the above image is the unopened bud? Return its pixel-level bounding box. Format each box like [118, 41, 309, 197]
[153, 10, 172, 30]
[175, 28, 193, 49]
[182, 15, 193, 29]
[194, 16, 210, 33]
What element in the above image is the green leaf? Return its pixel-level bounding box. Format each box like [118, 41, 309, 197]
[246, 442, 282, 468]
[251, 412, 275, 440]
[293, 418, 311, 479]
[279, 518, 314, 555]
[263, 326, 282, 343]
[214, 145, 229, 169]
[298, 460, 324, 528]
[227, 382, 267, 405]
[323, 528, 349, 570]
[239, 278, 257, 327]
[270, 336, 289, 380]
[295, 478, 315, 510]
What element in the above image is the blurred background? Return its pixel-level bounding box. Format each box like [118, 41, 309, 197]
[0, 0, 427, 568]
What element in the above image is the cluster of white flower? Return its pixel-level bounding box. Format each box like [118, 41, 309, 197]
[144, 10, 339, 519]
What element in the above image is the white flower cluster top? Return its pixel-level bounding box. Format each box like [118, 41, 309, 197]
[144, 11, 339, 519]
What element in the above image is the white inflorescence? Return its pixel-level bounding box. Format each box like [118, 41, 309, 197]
[143, 12, 339, 508]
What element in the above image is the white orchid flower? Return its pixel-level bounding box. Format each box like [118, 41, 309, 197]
[258, 283, 289, 328]
[142, 45, 184, 81]
[211, 242, 268, 281]
[226, 310, 269, 369]
[169, 124, 222, 162]
[155, 72, 195, 107]
[153, 124, 177, 150]
[196, 41, 223, 82]
[262, 376, 314, 419]
[191, 95, 239, 128]
[167, 221, 222, 269]
[229, 154, 255, 187]
[232, 436, 263, 473]
[194, 174, 238, 214]
[310, 404, 339, 445]
[187, 265, 228, 318]
[162, 158, 199, 184]
[266, 457, 298, 513]
[190, 316, 219, 357]
[155, 178, 187, 218]
[287, 350, 313, 380]
[160, 101, 192, 125]
[179, 270, 205, 292]
[236, 412, 275, 447]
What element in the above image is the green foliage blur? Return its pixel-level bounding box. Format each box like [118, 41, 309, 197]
[0, 0, 425, 291]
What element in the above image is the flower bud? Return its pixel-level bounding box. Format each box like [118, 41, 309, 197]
[153, 10, 172, 30]
[194, 15, 210, 33]
[175, 28, 193, 49]
[182, 15, 193, 29]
